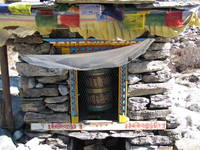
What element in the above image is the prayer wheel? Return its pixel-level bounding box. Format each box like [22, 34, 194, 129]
[84, 69, 113, 111]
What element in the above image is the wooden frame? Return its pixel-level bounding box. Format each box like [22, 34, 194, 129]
[45, 38, 144, 124]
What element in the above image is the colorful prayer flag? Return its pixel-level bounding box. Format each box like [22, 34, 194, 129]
[59, 14, 80, 27]
[165, 11, 183, 27]
[123, 14, 145, 30]
[146, 13, 165, 26]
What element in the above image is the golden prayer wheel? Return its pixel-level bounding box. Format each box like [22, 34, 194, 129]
[84, 69, 113, 112]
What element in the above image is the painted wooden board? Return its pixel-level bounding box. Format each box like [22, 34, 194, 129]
[56, 0, 155, 4]
[31, 121, 166, 131]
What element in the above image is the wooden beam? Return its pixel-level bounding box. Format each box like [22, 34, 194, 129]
[0, 46, 14, 131]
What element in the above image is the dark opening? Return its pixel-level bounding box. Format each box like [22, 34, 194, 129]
[71, 138, 126, 150]
[78, 68, 119, 121]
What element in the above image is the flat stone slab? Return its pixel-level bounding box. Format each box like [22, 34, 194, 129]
[20, 88, 59, 98]
[36, 76, 68, 84]
[142, 68, 171, 83]
[21, 100, 46, 112]
[142, 48, 170, 60]
[24, 112, 70, 123]
[128, 74, 142, 84]
[128, 135, 173, 146]
[46, 103, 68, 112]
[128, 83, 168, 97]
[16, 62, 68, 77]
[149, 43, 171, 51]
[128, 97, 150, 111]
[128, 109, 170, 120]
[44, 96, 68, 104]
[128, 61, 165, 74]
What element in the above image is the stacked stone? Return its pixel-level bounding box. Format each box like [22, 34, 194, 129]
[126, 37, 178, 149]
[14, 35, 70, 125]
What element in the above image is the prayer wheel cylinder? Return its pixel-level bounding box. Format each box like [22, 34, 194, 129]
[84, 69, 113, 111]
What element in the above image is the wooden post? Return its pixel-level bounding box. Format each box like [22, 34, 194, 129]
[0, 46, 14, 131]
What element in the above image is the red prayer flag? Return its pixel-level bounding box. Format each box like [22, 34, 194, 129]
[165, 11, 183, 27]
[59, 14, 80, 28]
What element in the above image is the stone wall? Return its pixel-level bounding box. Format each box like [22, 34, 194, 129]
[126, 38, 179, 149]
[13, 35, 178, 149]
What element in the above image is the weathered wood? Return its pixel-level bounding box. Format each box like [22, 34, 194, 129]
[31, 121, 166, 131]
[0, 46, 14, 130]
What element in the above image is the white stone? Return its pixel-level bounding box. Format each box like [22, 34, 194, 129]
[149, 43, 171, 51]
[175, 138, 200, 150]
[128, 83, 168, 97]
[58, 85, 69, 96]
[16, 62, 68, 77]
[128, 61, 165, 74]
[128, 74, 142, 84]
[126, 142, 158, 150]
[35, 83, 44, 89]
[0, 135, 16, 150]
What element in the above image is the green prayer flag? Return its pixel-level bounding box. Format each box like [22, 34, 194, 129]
[145, 13, 165, 26]
[35, 14, 58, 27]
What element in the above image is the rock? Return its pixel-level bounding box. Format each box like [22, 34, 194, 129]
[167, 112, 180, 129]
[110, 131, 153, 138]
[175, 138, 200, 150]
[24, 112, 70, 123]
[68, 131, 110, 140]
[22, 98, 44, 101]
[186, 103, 200, 113]
[16, 62, 68, 77]
[128, 61, 165, 74]
[25, 132, 52, 138]
[128, 74, 142, 84]
[58, 85, 69, 96]
[21, 100, 46, 112]
[0, 135, 16, 150]
[150, 94, 169, 102]
[142, 68, 171, 83]
[14, 42, 53, 55]
[44, 138, 68, 150]
[149, 94, 171, 109]
[126, 142, 158, 150]
[36, 76, 68, 84]
[128, 109, 170, 120]
[35, 83, 44, 89]
[25, 137, 52, 150]
[14, 35, 43, 44]
[128, 83, 168, 97]
[149, 101, 171, 109]
[143, 49, 170, 60]
[46, 103, 68, 112]
[13, 130, 23, 141]
[16, 144, 29, 150]
[44, 96, 68, 104]
[129, 135, 173, 146]
[149, 43, 171, 51]
[18, 77, 36, 90]
[155, 37, 170, 43]
[20, 88, 59, 98]
[128, 97, 150, 111]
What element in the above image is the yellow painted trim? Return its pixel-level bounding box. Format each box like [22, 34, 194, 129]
[119, 115, 127, 123]
[61, 48, 70, 54]
[71, 116, 79, 124]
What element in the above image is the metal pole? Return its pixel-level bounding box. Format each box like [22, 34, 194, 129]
[0, 46, 14, 131]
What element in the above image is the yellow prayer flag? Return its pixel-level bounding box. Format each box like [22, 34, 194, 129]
[123, 14, 145, 30]
[8, 3, 31, 15]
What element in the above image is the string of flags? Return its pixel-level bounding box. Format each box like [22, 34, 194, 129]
[0, 3, 200, 40]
